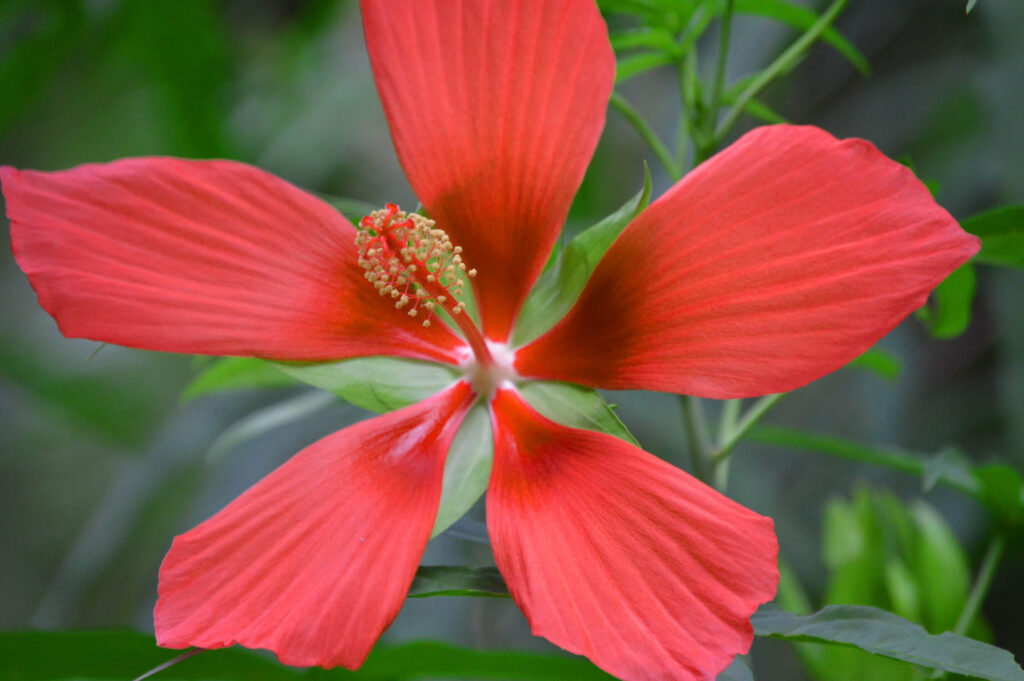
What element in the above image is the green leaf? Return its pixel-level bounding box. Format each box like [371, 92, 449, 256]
[754, 427, 1024, 523]
[750, 426, 935, 482]
[517, 381, 639, 446]
[752, 604, 1024, 681]
[848, 347, 902, 380]
[356, 641, 616, 680]
[0, 631, 616, 680]
[734, 0, 870, 75]
[596, 0, 670, 21]
[962, 206, 1024, 268]
[409, 566, 510, 598]
[276, 356, 460, 413]
[0, 630, 294, 681]
[432, 404, 493, 536]
[883, 559, 922, 624]
[719, 77, 790, 125]
[181, 357, 299, 401]
[910, 501, 972, 633]
[714, 0, 851, 141]
[513, 167, 651, 346]
[609, 27, 677, 53]
[614, 51, 675, 83]
[922, 447, 980, 494]
[974, 465, 1024, 526]
[822, 494, 870, 570]
[787, 493, 979, 680]
[205, 391, 337, 462]
[966, 0, 979, 13]
[917, 262, 976, 338]
[742, 98, 788, 124]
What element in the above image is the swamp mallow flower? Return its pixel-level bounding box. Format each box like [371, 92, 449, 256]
[2, 1, 979, 680]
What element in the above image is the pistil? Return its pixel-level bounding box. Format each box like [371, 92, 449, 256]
[357, 204, 493, 365]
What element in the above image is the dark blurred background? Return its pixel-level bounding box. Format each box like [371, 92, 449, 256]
[1, 1, 1022, 678]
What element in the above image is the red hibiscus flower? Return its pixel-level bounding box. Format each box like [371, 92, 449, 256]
[2, 1, 979, 680]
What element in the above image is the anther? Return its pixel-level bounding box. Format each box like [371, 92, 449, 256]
[355, 204, 477, 329]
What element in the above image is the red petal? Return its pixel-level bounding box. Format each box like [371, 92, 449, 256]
[515, 126, 981, 397]
[3, 159, 464, 363]
[361, 0, 614, 341]
[488, 389, 778, 681]
[155, 382, 473, 669]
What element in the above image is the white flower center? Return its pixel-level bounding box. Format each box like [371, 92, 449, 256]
[462, 341, 517, 399]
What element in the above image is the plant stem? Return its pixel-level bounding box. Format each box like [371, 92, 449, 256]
[681, 395, 714, 482]
[675, 59, 693, 166]
[609, 91, 683, 181]
[698, 0, 734, 163]
[713, 393, 785, 463]
[717, 398, 742, 444]
[954, 533, 1006, 636]
[714, 0, 849, 143]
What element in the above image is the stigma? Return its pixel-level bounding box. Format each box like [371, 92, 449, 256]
[356, 204, 477, 328]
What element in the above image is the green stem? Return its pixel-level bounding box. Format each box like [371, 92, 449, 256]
[748, 426, 987, 502]
[717, 398, 742, 444]
[954, 533, 1006, 636]
[713, 393, 785, 463]
[681, 395, 714, 482]
[700, 0, 734, 162]
[675, 59, 693, 166]
[609, 91, 683, 181]
[713, 457, 732, 493]
[714, 0, 849, 142]
[674, 2, 713, 168]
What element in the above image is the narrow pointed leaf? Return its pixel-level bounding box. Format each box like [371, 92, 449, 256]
[848, 348, 901, 380]
[962, 205, 1024, 268]
[974, 465, 1024, 525]
[750, 427, 979, 497]
[432, 404, 493, 536]
[205, 391, 337, 462]
[922, 448, 980, 493]
[615, 51, 675, 83]
[609, 27, 677, 52]
[517, 380, 639, 446]
[276, 356, 460, 413]
[513, 167, 651, 346]
[910, 502, 973, 633]
[182, 357, 299, 401]
[917, 263, 976, 338]
[752, 604, 1024, 681]
[734, 0, 870, 75]
[742, 98, 788, 125]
